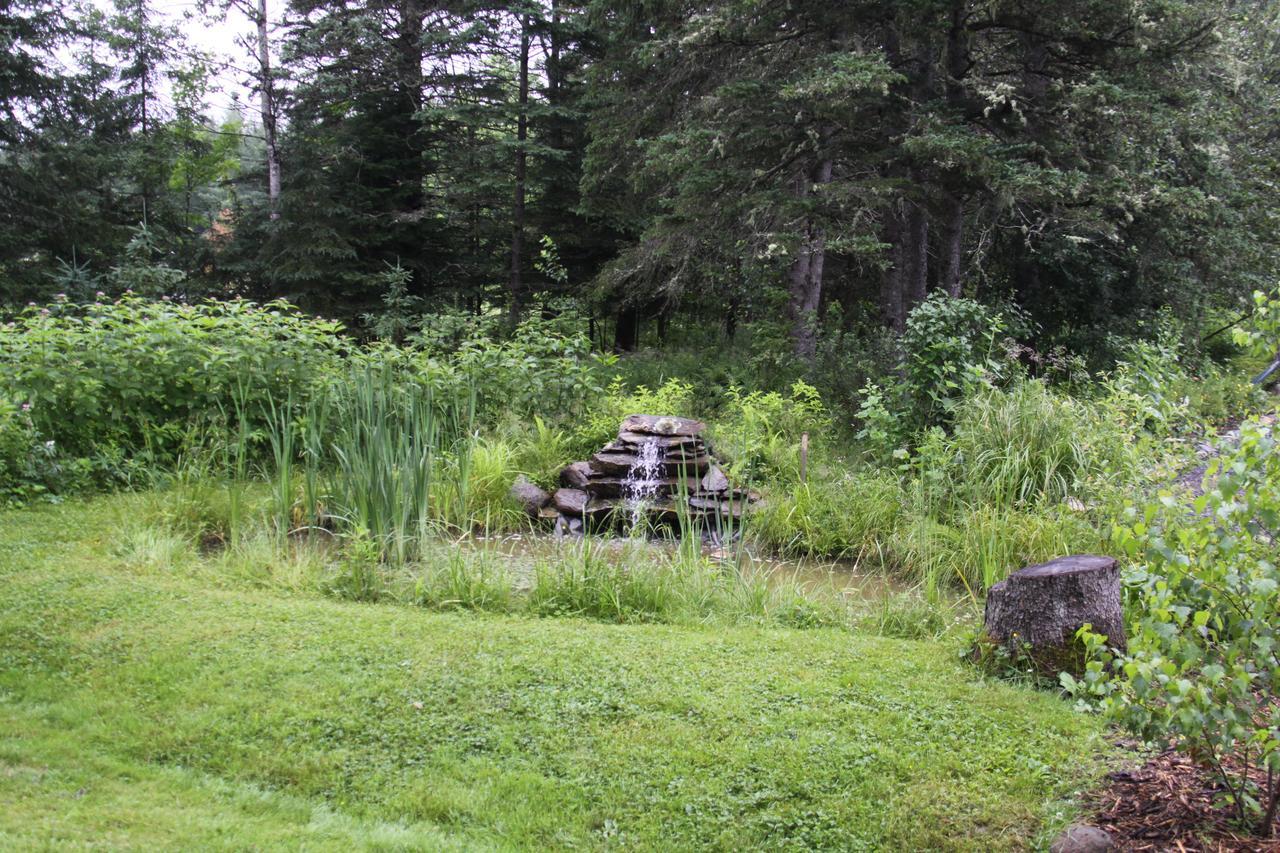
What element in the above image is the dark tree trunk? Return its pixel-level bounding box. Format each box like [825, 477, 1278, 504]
[508, 14, 531, 324]
[787, 156, 833, 361]
[880, 205, 905, 332]
[903, 195, 930, 311]
[614, 304, 638, 352]
[984, 555, 1126, 675]
[939, 193, 963, 296]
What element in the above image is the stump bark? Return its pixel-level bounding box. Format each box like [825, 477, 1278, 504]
[984, 555, 1125, 673]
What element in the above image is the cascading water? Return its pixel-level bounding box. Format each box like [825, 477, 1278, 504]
[622, 437, 665, 531]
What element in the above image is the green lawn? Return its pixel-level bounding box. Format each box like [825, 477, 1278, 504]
[0, 497, 1107, 850]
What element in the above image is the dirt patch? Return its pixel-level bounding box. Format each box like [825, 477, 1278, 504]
[1086, 747, 1280, 851]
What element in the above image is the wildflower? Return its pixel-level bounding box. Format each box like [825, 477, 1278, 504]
[20, 403, 31, 412]
[44, 440, 55, 449]
[95, 291, 105, 298]
[39, 308, 50, 316]
[54, 292, 67, 301]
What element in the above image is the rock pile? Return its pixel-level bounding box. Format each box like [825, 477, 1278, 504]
[512, 414, 759, 535]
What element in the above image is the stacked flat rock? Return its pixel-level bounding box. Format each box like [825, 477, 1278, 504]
[546, 414, 759, 530]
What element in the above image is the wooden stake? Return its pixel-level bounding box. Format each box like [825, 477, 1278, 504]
[800, 432, 809, 484]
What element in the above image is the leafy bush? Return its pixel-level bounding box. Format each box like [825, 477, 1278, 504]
[0, 295, 343, 470]
[1078, 421, 1280, 836]
[0, 397, 47, 504]
[901, 293, 1007, 426]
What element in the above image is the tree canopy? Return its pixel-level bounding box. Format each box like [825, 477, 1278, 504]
[1, 0, 1277, 363]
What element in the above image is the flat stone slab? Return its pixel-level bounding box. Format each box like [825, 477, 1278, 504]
[591, 451, 709, 476]
[701, 466, 729, 493]
[621, 414, 706, 437]
[617, 431, 705, 450]
[584, 476, 702, 499]
[552, 488, 588, 516]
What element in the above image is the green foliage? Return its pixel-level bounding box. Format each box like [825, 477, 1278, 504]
[409, 547, 514, 613]
[570, 377, 696, 458]
[512, 415, 572, 490]
[0, 396, 49, 505]
[1078, 421, 1280, 835]
[854, 381, 907, 467]
[0, 295, 343, 471]
[712, 380, 830, 483]
[901, 293, 1007, 426]
[419, 315, 609, 423]
[749, 472, 903, 560]
[362, 262, 421, 344]
[894, 505, 1104, 605]
[929, 380, 1135, 513]
[329, 529, 384, 603]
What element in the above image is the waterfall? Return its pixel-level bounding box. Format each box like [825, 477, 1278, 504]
[622, 437, 665, 531]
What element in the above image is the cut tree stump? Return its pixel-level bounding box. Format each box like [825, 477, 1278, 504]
[983, 555, 1125, 674]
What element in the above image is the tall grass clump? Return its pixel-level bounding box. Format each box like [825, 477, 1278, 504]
[407, 546, 514, 612]
[895, 381, 1130, 600]
[323, 369, 448, 565]
[529, 540, 681, 622]
[748, 471, 904, 561]
[930, 379, 1134, 513]
[430, 435, 523, 533]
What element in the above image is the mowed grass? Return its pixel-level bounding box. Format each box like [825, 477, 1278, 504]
[0, 497, 1107, 850]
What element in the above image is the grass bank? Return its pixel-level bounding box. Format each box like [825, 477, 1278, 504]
[1, 496, 1108, 850]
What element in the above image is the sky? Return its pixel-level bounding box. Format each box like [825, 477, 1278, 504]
[149, 0, 273, 119]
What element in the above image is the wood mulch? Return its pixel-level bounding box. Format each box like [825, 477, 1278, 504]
[1085, 746, 1280, 851]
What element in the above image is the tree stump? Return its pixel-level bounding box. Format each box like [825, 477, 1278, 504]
[983, 555, 1125, 674]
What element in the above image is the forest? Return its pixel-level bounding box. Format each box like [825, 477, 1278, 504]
[4, 0, 1280, 849]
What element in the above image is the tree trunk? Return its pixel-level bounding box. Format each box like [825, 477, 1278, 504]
[787, 156, 832, 362]
[939, 193, 963, 296]
[880, 205, 905, 332]
[256, 0, 281, 219]
[508, 14, 531, 324]
[983, 555, 1126, 675]
[614, 304, 638, 351]
[902, 196, 930, 311]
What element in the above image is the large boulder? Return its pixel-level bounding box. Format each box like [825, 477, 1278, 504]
[552, 487, 589, 516]
[983, 555, 1126, 675]
[509, 476, 550, 518]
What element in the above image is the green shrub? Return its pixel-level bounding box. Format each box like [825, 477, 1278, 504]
[901, 293, 1007, 426]
[1076, 421, 1280, 836]
[0, 396, 47, 504]
[328, 530, 385, 603]
[413, 313, 609, 423]
[0, 295, 343, 470]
